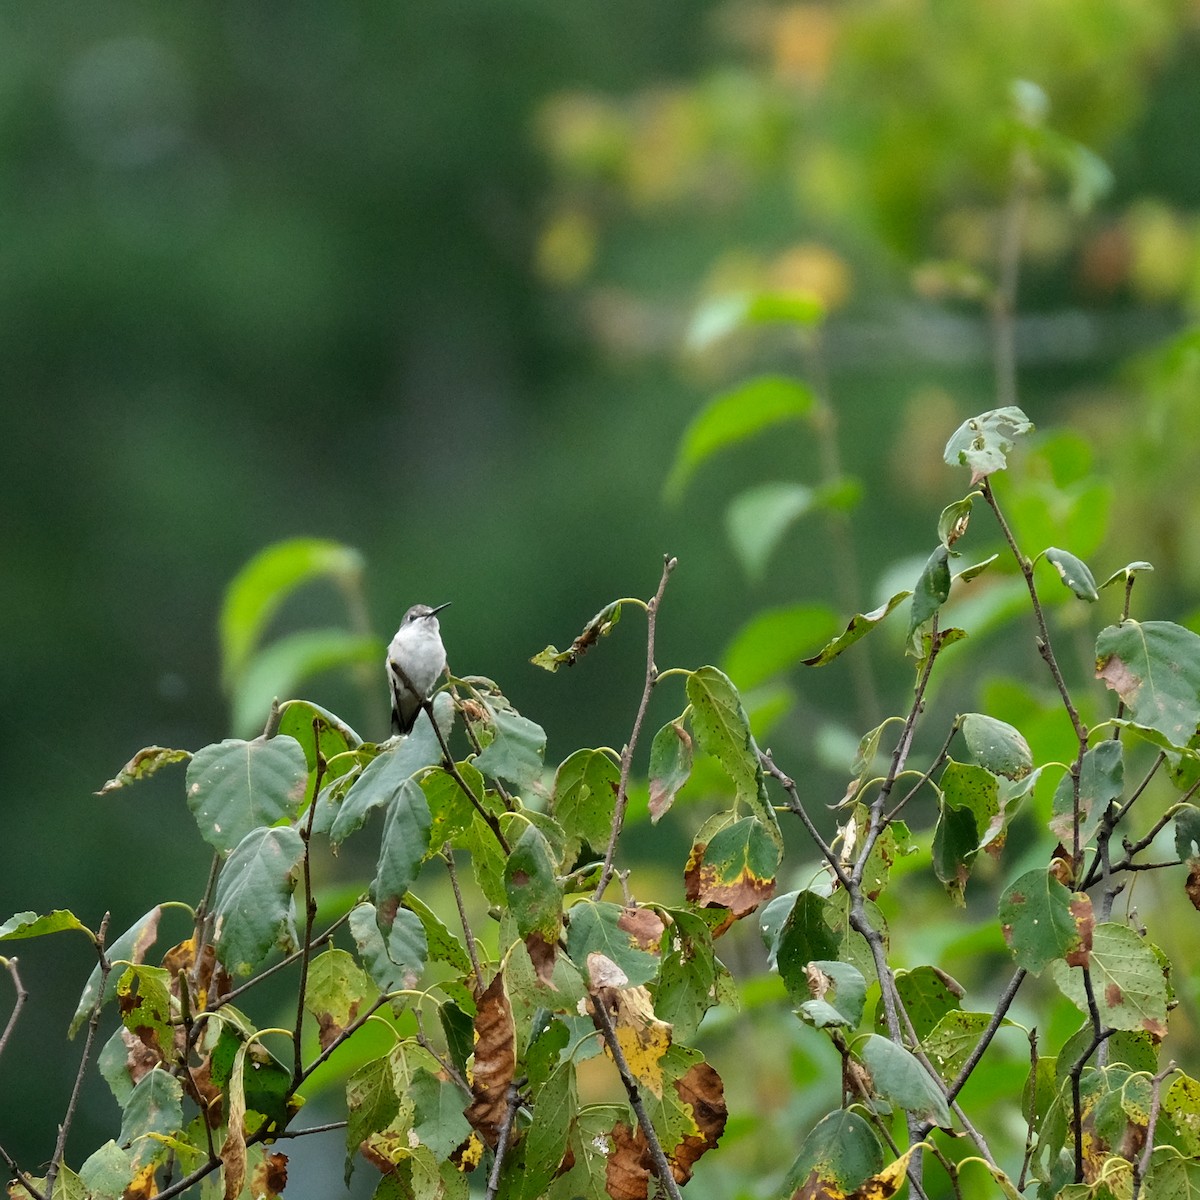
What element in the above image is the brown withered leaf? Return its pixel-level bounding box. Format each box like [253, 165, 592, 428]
[683, 841, 775, 920]
[184, 1056, 224, 1128]
[1187, 861, 1200, 911]
[250, 1152, 288, 1200]
[670, 1062, 727, 1185]
[118, 1027, 161, 1088]
[464, 971, 516, 1147]
[525, 931, 558, 987]
[1064, 894, 1095, 968]
[617, 906, 666, 951]
[606, 1120, 653, 1200]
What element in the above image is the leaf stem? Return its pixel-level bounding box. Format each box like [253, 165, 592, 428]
[0, 957, 29, 1065]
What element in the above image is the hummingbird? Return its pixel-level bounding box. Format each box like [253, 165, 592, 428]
[386, 602, 450, 734]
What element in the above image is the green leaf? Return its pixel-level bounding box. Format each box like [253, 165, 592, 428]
[552, 749, 619, 851]
[908, 544, 951, 644]
[921, 1011, 996, 1082]
[116, 966, 174, 1064]
[117, 1068, 184, 1159]
[409, 1066, 473, 1159]
[505, 824, 563, 943]
[71, 907, 163, 1037]
[725, 483, 816, 582]
[403, 894, 472, 974]
[686, 666, 781, 847]
[1043, 547, 1099, 602]
[723, 604, 841, 689]
[185, 735, 309, 854]
[474, 708, 547, 791]
[1048, 923, 1169, 1034]
[799, 960, 866, 1030]
[220, 537, 363, 689]
[780, 1109, 884, 1197]
[875, 966, 964, 1043]
[960, 713, 1033, 780]
[372, 779, 432, 934]
[859, 1033, 952, 1126]
[801, 592, 911, 666]
[465, 810, 508, 907]
[943, 406, 1034, 483]
[998, 868, 1091, 975]
[775, 891, 840, 1003]
[422, 762, 481, 849]
[938, 493, 980, 549]
[305, 948, 375, 1045]
[95, 746, 191, 795]
[330, 705, 446, 845]
[276, 700, 361, 775]
[664, 375, 815, 502]
[1050, 740, 1124, 847]
[684, 816, 779, 918]
[0, 910, 93, 941]
[1143, 1147, 1200, 1196]
[520, 1060, 577, 1200]
[210, 826, 305, 975]
[650, 909, 719, 1042]
[1096, 620, 1200, 749]
[345, 1055, 401, 1185]
[79, 1142, 134, 1200]
[349, 901, 428, 998]
[1100, 561, 1154, 589]
[648, 721, 693, 823]
[564, 901, 660, 987]
[231, 629, 380, 737]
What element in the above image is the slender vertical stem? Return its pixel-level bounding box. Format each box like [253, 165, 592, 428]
[45, 913, 112, 1198]
[0, 958, 29, 1064]
[291, 730, 327, 1085]
[595, 556, 676, 900]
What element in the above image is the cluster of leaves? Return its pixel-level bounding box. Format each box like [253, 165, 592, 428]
[8, 396, 1200, 1200]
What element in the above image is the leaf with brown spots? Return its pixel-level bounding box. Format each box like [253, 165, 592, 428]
[617, 906, 666, 951]
[303, 948, 374, 1051]
[525, 931, 558, 987]
[464, 971, 516, 1147]
[668, 1062, 726, 1185]
[684, 816, 779, 919]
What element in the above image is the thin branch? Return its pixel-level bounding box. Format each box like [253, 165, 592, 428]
[445, 846, 484, 991]
[483, 1084, 521, 1200]
[1133, 1062, 1177, 1198]
[298, 993, 392, 1085]
[594, 555, 676, 900]
[273, 1120, 349, 1139]
[0, 1142, 45, 1200]
[291, 733, 328, 1085]
[589, 990, 684, 1200]
[421, 696, 510, 853]
[0, 957, 29, 1064]
[45, 913, 112, 1198]
[760, 750, 850, 890]
[1017, 1027, 1039, 1191]
[945, 968, 1027, 1104]
[884, 718, 962, 824]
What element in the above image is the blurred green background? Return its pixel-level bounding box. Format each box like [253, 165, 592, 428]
[5, 1, 1200, 1195]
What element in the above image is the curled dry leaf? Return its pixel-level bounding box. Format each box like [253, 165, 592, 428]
[604, 1062, 727, 1198]
[464, 971, 517, 1147]
[251, 1152, 288, 1200]
[617, 905, 667, 951]
[526, 931, 558, 986]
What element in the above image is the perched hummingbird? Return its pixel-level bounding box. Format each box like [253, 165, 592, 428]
[386, 602, 450, 734]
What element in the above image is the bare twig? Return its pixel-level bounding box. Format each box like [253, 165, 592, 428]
[445, 846, 484, 991]
[1133, 1062, 1178, 1198]
[589, 990, 684, 1200]
[0, 957, 29, 1064]
[292, 729, 328, 1085]
[45, 913, 112, 1198]
[594, 555, 676, 900]
[483, 1084, 521, 1200]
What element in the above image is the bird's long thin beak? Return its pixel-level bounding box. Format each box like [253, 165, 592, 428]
[429, 602, 451, 615]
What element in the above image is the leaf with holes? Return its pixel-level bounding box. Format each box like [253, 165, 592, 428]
[943, 406, 1034, 483]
